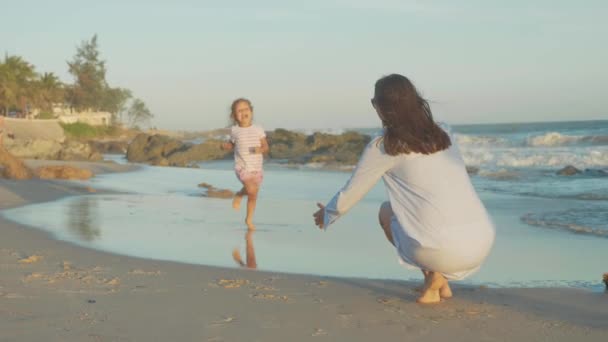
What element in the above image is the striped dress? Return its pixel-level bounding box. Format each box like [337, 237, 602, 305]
[230, 124, 266, 172]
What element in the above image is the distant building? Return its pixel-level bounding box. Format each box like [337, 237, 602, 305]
[57, 111, 112, 126]
[32, 104, 113, 126]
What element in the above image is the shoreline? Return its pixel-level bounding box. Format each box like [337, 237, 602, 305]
[1, 160, 607, 341]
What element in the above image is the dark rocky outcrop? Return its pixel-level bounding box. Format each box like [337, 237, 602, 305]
[466, 166, 480, 175]
[198, 182, 234, 199]
[35, 165, 94, 180]
[89, 140, 129, 154]
[126, 133, 231, 167]
[126, 129, 372, 168]
[556, 165, 581, 176]
[4, 137, 101, 161]
[267, 129, 309, 160]
[0, 146, 33, 180]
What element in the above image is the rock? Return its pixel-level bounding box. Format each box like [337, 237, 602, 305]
[0, 146, 33, 180]
[166, 139, 230, 166]
[35, 165, 94, 180]
[4, 138, 63, 159]
[556, 165, 581, 176]
[126, 134, 186, 163]
[56, 140, 102, 161]
[89, 140, 129, 154]
[198, 181, 234, 199]
[603, 273, 608, 291]
[149, 157, 170, 167]
[583, 169, 608, 177]
[466, 166, 480, 175]
[267, 129, 370, 165]
[5, 137, 101, 161]
[206, 188, 234, 199]
[126, 134, 229, 166]
[267, 129, 310, 160]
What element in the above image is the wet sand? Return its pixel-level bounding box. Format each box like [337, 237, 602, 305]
[1, 161, 607, 341]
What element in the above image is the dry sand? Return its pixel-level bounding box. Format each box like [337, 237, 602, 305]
[1, 161, 607, 341]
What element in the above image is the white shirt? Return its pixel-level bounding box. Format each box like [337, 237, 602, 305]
[323, 125, 495, 280]
[230, 124, 266, 172]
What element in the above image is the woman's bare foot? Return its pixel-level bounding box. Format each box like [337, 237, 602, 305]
[417, 272, 446, 304]
[232, 194, 242, 210]
[440, 282, 453, 299]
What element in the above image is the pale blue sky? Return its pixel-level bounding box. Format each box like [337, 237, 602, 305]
[1, 0, 607, 130]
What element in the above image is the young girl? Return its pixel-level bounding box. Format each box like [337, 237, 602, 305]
[222, 98, 269, 230]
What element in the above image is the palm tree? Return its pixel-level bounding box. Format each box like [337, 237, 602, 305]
[0, 55, 37, 117]
[34, 72, 64, 114]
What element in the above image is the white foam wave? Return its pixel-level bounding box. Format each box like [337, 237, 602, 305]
[454, 134, 508, 147]
[526, 132, 608, 147]
[461, 147, 608, 168]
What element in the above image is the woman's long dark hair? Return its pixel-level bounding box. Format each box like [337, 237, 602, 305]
[373, 74, 451, 155]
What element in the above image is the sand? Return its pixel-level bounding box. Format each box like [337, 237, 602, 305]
[1, 161, 607, 341]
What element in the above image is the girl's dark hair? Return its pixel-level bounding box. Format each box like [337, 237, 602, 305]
[229, 98, 253, 125]
[373, 74, 451, 155]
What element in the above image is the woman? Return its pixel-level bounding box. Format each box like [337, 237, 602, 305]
[313, 74, 495, 304]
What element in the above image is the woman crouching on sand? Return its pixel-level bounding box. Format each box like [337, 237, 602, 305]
[313, 74, 495, 304]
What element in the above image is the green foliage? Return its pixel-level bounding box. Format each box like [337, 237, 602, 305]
[0, 55, 38, 115]
[0, 35, 151, 126]
[127, 98, 153, 128]
[103, 87, 132, 122]
[66, 35, 107, 111]
[34, 72, 64, 112]
[37, 112, 56, 119]
[60, 122, 118, 139]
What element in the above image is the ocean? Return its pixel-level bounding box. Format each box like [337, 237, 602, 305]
[3, 120, 607, 290]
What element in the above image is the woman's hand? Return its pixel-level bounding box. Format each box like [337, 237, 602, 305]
[313, 203, 325, 229]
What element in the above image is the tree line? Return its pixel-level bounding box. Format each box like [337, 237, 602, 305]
[0, 35, 152, 127]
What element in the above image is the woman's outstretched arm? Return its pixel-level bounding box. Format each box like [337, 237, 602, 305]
[319, 137, 396, 229]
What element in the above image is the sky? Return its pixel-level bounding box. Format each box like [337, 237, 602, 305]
[1, 0, 607, 130]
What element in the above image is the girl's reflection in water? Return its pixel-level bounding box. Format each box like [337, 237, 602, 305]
[232, 230, 257, 269]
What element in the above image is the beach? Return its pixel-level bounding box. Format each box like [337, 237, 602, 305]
[1, 160, 607, 341]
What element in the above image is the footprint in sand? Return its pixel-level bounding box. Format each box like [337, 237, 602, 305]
[128, 269, 162, 276]
[216, 279, 249, 289]
[312, 328, 328, 336]
[18, 255, 43, 264]
[209, 316, 236, 327]
[249, 293, 290, 302]
[308, 281, 329, 288]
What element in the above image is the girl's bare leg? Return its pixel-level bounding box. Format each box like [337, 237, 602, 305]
[244, 181, 259, 230]
[245, 231, 257, 268]
[232, 187, 246, 210]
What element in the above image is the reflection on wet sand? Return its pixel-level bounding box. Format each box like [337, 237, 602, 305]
[232, 230, 257, 269]
[67, 197, 100, 241]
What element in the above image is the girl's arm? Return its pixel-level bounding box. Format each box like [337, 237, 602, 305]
[221, 142, 234, 151]
[258, 137, 269, 155]
[316, 138, 396, 230]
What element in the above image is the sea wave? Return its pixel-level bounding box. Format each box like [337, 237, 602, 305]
[477, 169, 520, 180]
[461, 147, 608, 168]
[454, 134, 509, 147]
[521, 209, 608, 238]
[525, 132, 608, 147]
[454, 132, 608, 149]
